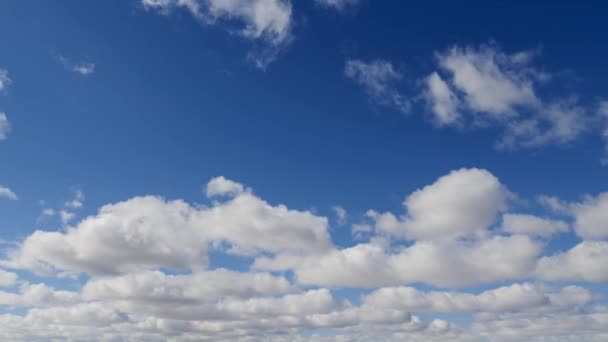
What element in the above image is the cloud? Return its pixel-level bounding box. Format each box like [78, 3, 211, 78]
[332, 206, 347, 225]
[0, 269, 17, 288]
[206, 176, 245, 197]
[2, 177, 331, 275]
[0, 185, 17, 200]
[536, 241, 608, 282]
[315, 0, 360, 11]
[369, 168, 510, 240]
[500, 213, 569, 238]
[423, 72, 461, 125]
[0, 69, 10, 92]
[363, 282, 591, 313]
[0, 112, 10, 140]
[141, 0, 293, 69]
[345, 59, 410, 113]
[1, 170, 608, 340]
[57, 55, 95, 75]
[256, 234, 541, 288]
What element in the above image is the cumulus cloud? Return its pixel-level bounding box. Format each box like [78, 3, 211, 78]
[0, 269, 17, 288]
[423, 72, 461, 125]
[2, 177, 331, 275]
[0, 185, 17, 200]
[536, 241, 608, 282]
[500, 213, 569, 238]
[206, 176, 245, 197]
[369, 168, 510, 240]
[1, 171, 607, 340]
[0, 112, 10, 140]
[345, 59, 410, 113]
[141, 0, 293, 69]
[256, 234, 541, 288]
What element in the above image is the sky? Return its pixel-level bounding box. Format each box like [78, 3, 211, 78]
[0, 0, 608, 341]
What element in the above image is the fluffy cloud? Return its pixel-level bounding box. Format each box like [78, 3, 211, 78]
[536, 241, 608, 282]
[206, 176, 245, 197]
[570, 193, 608, 240]
[0, 185, 17, 200]
[141, 0, 293, 69]
[424, 72, 461, 125]
[369, 168, 510, 240]
[255, 234, 541, 288]
[2, 177, 331, 275]
[363, 282, 591, 313]
[0, 112, 10, 141]
[0, 69, 10, 92]
[345, 59, 410, 113]
[0, 269, 17, 287]
[500, 213, 569, 238]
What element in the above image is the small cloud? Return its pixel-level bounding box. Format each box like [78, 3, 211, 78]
[0, 69, 11, 92]
[65, 188, 85, 209]
[0, 112, 10, 140]
[0, 185, 17, 200]
[56, 54, 96, 76]
[332, 206, 347, 225]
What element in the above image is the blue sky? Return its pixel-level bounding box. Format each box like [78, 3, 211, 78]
[0, 1, 608, 341]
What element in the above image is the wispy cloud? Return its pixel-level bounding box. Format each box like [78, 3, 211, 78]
[56, 54, 95, 75]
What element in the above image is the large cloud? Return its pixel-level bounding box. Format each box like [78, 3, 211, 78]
[2, 178, 331, 276]
[535, 241, 608, 282]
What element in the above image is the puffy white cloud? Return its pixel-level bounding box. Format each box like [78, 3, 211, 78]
[3, 196, 204, 276]
[536, 241, 608, 282]
[82, 269, 294, 304]
[424, 72, 461, 125]
[0, 269, 17, 287]
[2, 178, 331, 275]
[206, 176, 245, 197]
[0, 283, 80, 308]
[570, 193, 608, 240]
[500, 213, 569, 238]
[363, 283, 591, 313]
[370, 168, 510, 240]
[0, 185, 17, 200]
[0, 112, 10, 141]
[435, 45, 540, 118]
[141, 0, 293, 69]
[255, 234, 541, 288]
[345, 59, 410, 113]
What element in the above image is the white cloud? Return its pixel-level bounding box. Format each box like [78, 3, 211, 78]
[141, 0, 293, 69]
[369, 168, 510, 240]
[255, 234, 541, 288]
[0, 283, 80, 308]
[315, 0, 360, 11]
[0, 185, 17, 200]
[363, 282, 591, 313]
[345, 59, 410, 113]
[0, 112, 10, 140]
[500, 213, 569, 238]
[332, 206, 347, 225]
[536, 241, 608, 282]
[424, 72, 461, 125]
[0, 269, 17, 288]
[570, 193, 608, 240]
[206, 176, 245, 197]
[2, 178, 331, 275]
[435, 45, 540, 118]
[57, 55, 95, 75]
[0, 69, 10, 92]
